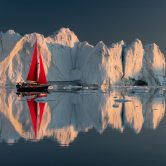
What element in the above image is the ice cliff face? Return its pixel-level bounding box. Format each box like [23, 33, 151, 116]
[0, 28, 165, 86]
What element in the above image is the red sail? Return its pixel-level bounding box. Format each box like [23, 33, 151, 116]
[38, 51, 47, 84]
[38, 103, 45, 130]
[27, 100, 37, 138]
[27, 42, 38, 82]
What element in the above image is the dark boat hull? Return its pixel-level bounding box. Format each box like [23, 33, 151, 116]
[16, 84, 49, 92]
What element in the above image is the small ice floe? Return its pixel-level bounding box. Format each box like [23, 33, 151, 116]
[158, 89, 164, 95]
[34, 97, 47, 102]
[162, 87, 166, 91]
[7, 138, 15, 145]
[48, 85, 54, 90]
[130, 86, 150, 93]
[83, 86, 89, 90]
[114, 99, 131, 103]
[112, 103, 119, 108]
[63, 85, 83, 90]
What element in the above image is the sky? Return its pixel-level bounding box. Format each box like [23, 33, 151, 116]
[1, 0, 166, 52]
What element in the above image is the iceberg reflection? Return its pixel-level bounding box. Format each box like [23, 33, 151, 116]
[0, 89, 165, 146]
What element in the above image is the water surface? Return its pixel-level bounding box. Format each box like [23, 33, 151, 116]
[0, 88, 166, 165]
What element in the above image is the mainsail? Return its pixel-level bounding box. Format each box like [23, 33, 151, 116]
[38, 51, 47, 84]
[27, 42, 47, 84]
[27, 42, 38, 82]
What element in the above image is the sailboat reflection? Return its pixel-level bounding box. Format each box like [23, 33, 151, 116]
[26, 93, 47, 139]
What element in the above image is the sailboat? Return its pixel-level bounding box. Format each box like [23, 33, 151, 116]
[16, 42, 50, 92]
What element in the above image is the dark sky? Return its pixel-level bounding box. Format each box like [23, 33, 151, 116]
[1, 0, 166, 52]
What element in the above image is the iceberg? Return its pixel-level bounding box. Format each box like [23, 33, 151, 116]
[0, 28, 165, 87]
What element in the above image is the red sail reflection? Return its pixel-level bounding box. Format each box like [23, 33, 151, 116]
[27, 93, 46, 138]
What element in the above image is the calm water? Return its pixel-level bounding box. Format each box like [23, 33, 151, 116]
[0, 88, 166, 165]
